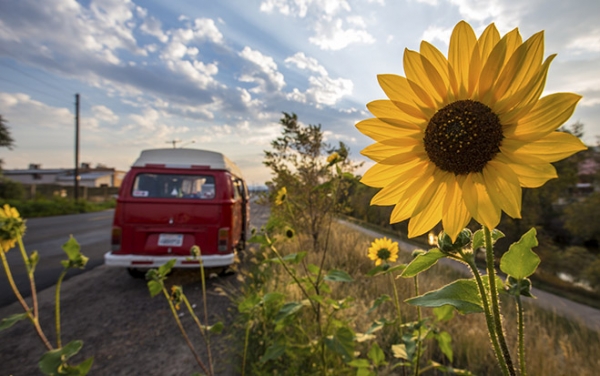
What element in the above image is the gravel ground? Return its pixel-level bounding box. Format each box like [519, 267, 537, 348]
[0, 202, 270, 376]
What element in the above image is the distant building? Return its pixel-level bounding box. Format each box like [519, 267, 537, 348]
[3, 163, 125, 188]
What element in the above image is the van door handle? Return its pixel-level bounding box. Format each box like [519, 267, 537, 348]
[169, 217, 174, 225]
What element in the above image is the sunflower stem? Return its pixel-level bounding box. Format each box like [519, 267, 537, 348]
[162, 287, 210, 375]
[413, 275, 422, 376]
[389, 272, 403, 332]
[516, 295, 527, 376]
[55, 269, 67, 348]
[484, 226, 516, 376]
[463, 253, 508, 376]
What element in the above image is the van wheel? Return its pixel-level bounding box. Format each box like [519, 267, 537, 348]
[127, 268, 147, 279]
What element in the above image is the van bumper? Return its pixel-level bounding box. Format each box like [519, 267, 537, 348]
[103, 252, 234, 268]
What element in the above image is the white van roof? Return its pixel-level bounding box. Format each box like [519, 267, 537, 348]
[132, 148, 244, 178]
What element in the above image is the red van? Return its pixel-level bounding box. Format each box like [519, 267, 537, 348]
[104, 148, 249, 276]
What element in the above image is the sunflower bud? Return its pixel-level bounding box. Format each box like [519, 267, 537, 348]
[438, 229, 472, 254]
[190, 245, 201, 258]
[0, 204, 26, 253]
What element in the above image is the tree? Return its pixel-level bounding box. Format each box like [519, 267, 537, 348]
[264, 112, 359, 251]
[0, 115, 15, 170]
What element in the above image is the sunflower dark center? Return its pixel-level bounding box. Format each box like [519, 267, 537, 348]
[377, 248, 391, 260]
[423, 100, 503, 175]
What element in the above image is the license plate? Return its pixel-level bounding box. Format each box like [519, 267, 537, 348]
[158, 234, 183, 247]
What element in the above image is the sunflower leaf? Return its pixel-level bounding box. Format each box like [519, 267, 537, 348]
[500, 228, 540, 280]
[401, 248, 445, 278]
[324, 269, 354, 282]
[405, 279, 483, 314]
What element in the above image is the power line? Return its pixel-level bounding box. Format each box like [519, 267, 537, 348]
[0, 59, 72, 97]
[0, 75, 69, 103]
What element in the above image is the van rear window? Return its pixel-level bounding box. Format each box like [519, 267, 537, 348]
[132, 173, 216, 199]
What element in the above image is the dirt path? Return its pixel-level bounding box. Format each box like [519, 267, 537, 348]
[0, 201, 270, 376]
[341, 219, 600, 332]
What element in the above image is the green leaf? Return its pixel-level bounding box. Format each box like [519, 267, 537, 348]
[147, 280, 163, 298]
[367, 342, 386, 366]
[430, 361, 475, 375]
[324, 269, 354, 282]
[28, 251, 39, 271]
[38, 340, 87, 375]
[348, 359, 370, 368]
[500, 228, 540, 280]
[401, 248, 445, 278]
[248, 234, 269, 246]
[324, 326, 355, 362]
[307, 263, 320, 275]
[368, 294, 391, 314]
[0, 312, 29, 332]
[61, 236, 89, 269]
[260, 343, 286, 363]
[405, 279, 484, 314]
[391, 344, 408, 359]
[157, 259, 176, 277]
[435, 331, 453, 362]
[274, 302, 304, 322]
[432, 305, 455, 322]
[208, 321, 224, 334]
[473, 229, 505, 250]
[261, 292, 285, 305]
[267, 252, 308, 265]
[366, 264, 388, 276]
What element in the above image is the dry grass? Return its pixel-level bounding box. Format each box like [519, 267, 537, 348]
[265, 221, 600, 375]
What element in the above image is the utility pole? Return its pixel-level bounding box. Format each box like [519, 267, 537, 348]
[74, 93, 80, 200]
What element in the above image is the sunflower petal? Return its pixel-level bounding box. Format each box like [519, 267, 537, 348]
[442, 176, 472, 241]
[449, 21, 477, 98]
[504, 93, 581, 141]
[483, 161, 522, 218]
[494, 31, 544, 103]
[356, 118, 422, 141]
[478, 23, 501, 63]
[462, 173, 501, 230]
[404, 49, 447, 106]
[361, 142, 404, 162]
[503, 131, 587, 163]
[496, 54, 556, 124]
[362, 157, 427, 187]
[408, 172, 447, 237]
[496, 154, 558, 188]
[503, 28, 523, 64]
[371, 162, 430, 205]
[389, 163, 436, 221]
[421, 41, 459, 100]
[377, 74, 431, 112]
[477, 36, 507, 104]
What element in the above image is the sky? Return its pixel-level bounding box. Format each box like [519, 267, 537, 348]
[0, 0, 599, 187]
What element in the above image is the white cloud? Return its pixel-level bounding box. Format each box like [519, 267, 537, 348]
[260, 0, 350, 18]
[0, 92, 71, 129]
[238, 47, 286, 93]
[140, 16, 168, 43]
[92, 105, 119, 124]
[284, 52, 353, 106]
[285, 52, 327, 76]
[306, 75, 353, 106]
[309, 17, 375, 51]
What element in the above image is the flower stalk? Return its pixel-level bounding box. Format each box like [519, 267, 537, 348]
[484, 227, 516, 376]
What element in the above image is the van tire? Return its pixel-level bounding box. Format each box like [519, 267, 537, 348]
[127, 268, 147, 279]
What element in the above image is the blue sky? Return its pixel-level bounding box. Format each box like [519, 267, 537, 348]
[1, 0, 599, 186]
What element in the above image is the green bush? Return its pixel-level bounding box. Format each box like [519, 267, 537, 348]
[1, 197, 115, 218]
[0, 177, 25, 200]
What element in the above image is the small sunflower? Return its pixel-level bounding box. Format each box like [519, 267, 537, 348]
[170, 285, 183, 310]
[357, 21, 586, 241]
[0, 204, 25, 253]
[327, 152, 340, 166]
[275, 187, 287, 206]
[368, 237, 399, 266]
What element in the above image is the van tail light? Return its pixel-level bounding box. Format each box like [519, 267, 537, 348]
[218, 228, 229, 252]
[111, 227, 122, 251]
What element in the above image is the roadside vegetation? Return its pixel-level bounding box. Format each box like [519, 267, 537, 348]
[0, 178, 115, 218]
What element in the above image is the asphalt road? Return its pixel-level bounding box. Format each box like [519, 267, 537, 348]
[0, 210, 114, 308]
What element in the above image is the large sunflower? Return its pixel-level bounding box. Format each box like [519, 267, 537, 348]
[357, 21, 586, 241]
